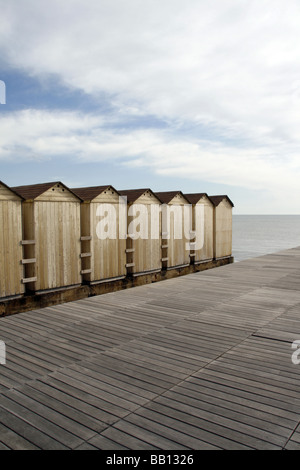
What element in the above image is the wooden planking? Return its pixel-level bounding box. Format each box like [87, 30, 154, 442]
[164, 198, 190, 269]
[114, 413, 221, 450]
[0, 415, 40, 450]
[1, 246, 300, 449]
[23, 199, 82, 292]
[0, 184, 20, 202]
[131, 400, 280, 450]
[89, 199, 127, 281]
[36, 183, 79, 203]
[125, 194, 162, 275]
[0, 198, 24, 298]
[0, 390, 92, 448]
[192, 196, 214, 262]
[285, 423, 300, 450]
[213, 199, 233, 259]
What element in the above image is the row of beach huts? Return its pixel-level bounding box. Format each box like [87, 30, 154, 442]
[0, 180, 234, 302]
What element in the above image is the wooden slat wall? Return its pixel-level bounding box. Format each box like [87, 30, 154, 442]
[0, 186, 24, 299]
[80, 203, 92, 281]
[133, 203, 161, 274]
[87, 191, 127, 282]
[21, 202, 36, 288]
[193, 197, 214, 263]
[33, 200, 81, 291]
[127, 193, 162, 275]
[214, 199, 233, 259]
[164, 195, 190, 269]
[0, 181, 234, 299]
[20, 185, 82, 292]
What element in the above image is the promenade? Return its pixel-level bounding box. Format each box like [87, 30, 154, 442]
[0, 247, 300, 450]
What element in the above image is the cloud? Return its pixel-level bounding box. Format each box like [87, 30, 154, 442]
[2, 1, 300, 129]
[0, 109, 103, 160]
[1, 0, 300, 211]
[1, 109, 299, 202]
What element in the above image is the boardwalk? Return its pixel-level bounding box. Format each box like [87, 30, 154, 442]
[0, 247, 300, 450]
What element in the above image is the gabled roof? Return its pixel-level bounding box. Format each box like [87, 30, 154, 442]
[12, 182, 82, 201]
[210, 195, 234, 208]
[0, 180, 24, 200]
[184, 193, 214, 205]
[154, 191, 188, 204]
[71, 185, 119, 201]
[119, 188, 162, 203]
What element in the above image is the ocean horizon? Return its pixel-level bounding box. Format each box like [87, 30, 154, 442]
[232, 214, 300, 262]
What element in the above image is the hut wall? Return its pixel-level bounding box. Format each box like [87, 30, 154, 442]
[0, 185, 24, 298]
[21, 201, 36, 288]
[81, 190, 127, 282]
[214, 199, 233, 259]
[193, 197, 214, 263]
[163, 194, 191, 268]
[23, 186, 82, 291]
[127, 193, 161, 275]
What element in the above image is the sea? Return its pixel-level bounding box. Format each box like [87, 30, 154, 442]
[232, 215, 300, 262]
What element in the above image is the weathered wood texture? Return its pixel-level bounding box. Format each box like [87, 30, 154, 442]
[213, 198, 233, 259]
[79, 189, 127, 283]
[1, 182, 235, 308]
[191, 195, 214, 263]
[125, 191, 162, 275]
[0, 183, 24, 299]
[162, 193, 191, 269]
[0, 246, 300, 449]
[21, 184, 82, 292]
[0, 257, 233, 316]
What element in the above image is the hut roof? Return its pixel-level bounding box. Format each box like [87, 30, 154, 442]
[184, 193, 214, 205]
[119, 189, 162, 203]
[154, 191, 188, 204]
[12, 182, 82, 201]
[0, 180, 24, 200]
[210, 195, 234, 208]
[71, 185, 119, 201]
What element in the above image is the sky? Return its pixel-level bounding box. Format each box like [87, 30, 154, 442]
[0, 0, 300, 214]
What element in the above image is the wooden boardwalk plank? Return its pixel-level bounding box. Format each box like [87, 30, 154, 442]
[0, 403, 67, 449]
[1, 246, 300, 449]
[91, 427, 160, 450]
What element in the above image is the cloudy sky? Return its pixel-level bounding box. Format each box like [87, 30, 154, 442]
[1, 0, 300, 213]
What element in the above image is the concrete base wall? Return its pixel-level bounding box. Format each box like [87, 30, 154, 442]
[0, 256, 234, 317]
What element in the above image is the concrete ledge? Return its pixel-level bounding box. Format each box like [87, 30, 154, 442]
[0, 256, 234, 317]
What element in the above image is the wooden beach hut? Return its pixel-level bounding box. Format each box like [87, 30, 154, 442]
[118, 189, 162, 276]
[155, 191, 191, 269]
[71, 185, 127, 284]
[210, 195, 234, 259]
[12, 182, 82, 293]
[184, 193, 214, 264]
[0, 181, 24, 299]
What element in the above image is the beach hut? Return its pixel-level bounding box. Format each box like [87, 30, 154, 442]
[155, 191, 191, 269]
[184, 193, 214, 263]
[12, 182, 82, 293]
[118, 189, 162, 276]
[210, 195, 234, 259]
[0, 181, 24, 299]
[71, 185, 127, 284]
